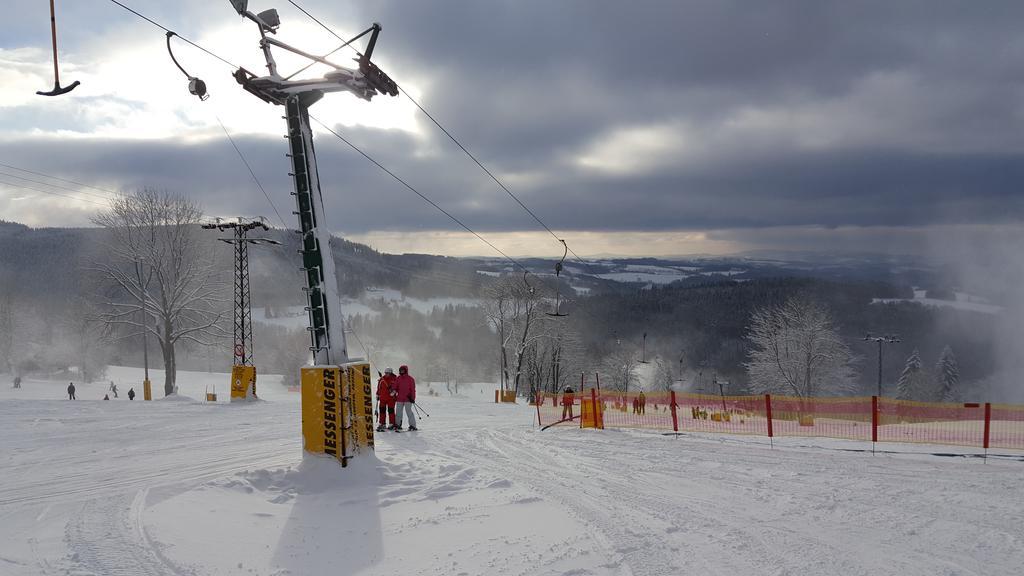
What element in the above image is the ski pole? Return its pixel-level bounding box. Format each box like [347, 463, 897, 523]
[413, 402, 430, 417]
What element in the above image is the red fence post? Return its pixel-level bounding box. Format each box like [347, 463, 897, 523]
[670, 390, 679, 432]
[871, 396, 879, 444]
[983, 402, 992, 450]
[765, 394, 773, 438]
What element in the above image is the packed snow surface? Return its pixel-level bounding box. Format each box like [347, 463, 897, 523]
[2, 367, 1023, 575]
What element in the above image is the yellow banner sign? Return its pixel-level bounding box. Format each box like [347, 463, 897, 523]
[346, 362, 375, 453]
[301, 366, 344, 460]
[301, 363, 374, 466]
[230, 365, 257, 401]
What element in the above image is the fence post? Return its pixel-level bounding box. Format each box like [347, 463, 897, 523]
[983, 402, 992, 456]
[765, 394, 773, 439]
[670, 390, 679, 432]
[535, 392, 543, 427]
[871, 396, 879, 452]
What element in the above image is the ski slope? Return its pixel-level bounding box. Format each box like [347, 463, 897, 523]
[2, 368, 1022, 575]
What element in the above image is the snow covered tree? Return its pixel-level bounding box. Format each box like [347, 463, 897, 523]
[601, 345, 639, 392]
[653, 356, 676, 392]
[744, 296, 856, 397]
[934, 346, 960, 402]
[896, 349, 930, 400]
[92, 188, 228, 396]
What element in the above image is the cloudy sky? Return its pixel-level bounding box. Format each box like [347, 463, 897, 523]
[2, 0, 1023, 258]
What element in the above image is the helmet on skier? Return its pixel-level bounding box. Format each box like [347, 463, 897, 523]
[399, 365, 408, 375]
[384, 367, 394, 375]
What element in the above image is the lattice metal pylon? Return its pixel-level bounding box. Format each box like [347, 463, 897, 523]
[202, 217, 281, 366]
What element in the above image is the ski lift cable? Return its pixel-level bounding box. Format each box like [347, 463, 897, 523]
[212, 115, 289, 230]
[308, 115, 534, 275]
[284, 0, 589, 266]
[107, 1, 238, 69]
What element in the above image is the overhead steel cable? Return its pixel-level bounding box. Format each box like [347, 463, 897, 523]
[213, 115, 289, 230]
[284, 0, 589, 265]
[0, 162, 120, 199]
[309, 115, 534, 276]
[106, 0, 238, 69]
[0, 170, 118, 203]
[0, 177, 111, 207]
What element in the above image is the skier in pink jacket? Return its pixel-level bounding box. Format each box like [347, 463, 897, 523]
[394, 365, 418, 431]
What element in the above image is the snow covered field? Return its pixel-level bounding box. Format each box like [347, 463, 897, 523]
[2, 368, 1023, 575]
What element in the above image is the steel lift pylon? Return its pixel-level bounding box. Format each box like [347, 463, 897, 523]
[226, 1, 397, 366]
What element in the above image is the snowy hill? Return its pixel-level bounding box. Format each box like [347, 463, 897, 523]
[2, 367, 1022, 575]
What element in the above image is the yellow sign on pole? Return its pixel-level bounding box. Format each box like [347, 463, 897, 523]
[143, 379, 152, 401]
[581, 396, 604, 429]
[230, 365, 257, 401]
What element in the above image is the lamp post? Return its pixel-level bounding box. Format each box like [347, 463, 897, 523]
[134, 258, 149, 386]
[863, 333, 900, 397]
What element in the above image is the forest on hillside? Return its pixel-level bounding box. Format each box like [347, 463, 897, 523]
[0, 221, 1006, 401]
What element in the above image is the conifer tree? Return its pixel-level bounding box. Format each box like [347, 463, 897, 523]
[896, 349, 924, 400]
[935, 346, 960, 402]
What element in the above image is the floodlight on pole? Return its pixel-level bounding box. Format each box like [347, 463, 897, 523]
[863, 333, 901, 397]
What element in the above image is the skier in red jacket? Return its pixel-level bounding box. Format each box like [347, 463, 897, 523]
[561, 386, 575, 420]
[394, 365, 418, 431]
[376, 367, 398, 432]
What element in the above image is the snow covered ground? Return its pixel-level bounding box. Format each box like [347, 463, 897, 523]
[2, 367, 1023, 575]
[872, 290, 1003, 315]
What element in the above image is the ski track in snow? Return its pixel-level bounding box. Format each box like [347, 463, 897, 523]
[2, 374, 1023, 575]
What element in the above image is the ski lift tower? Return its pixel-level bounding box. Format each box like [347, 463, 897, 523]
[201, 217, 281, 401]
[227, 0, 398, 464]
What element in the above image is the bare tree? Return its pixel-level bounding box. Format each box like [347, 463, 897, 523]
[745, 296, 855, 398]
[483, 275, 548, 395]
[0, 280, 14, 375]
[92, 188, 227, 395]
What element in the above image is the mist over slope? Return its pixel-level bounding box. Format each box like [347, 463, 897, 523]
[1, 220, 1015, 400]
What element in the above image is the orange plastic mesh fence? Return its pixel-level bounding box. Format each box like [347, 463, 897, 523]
[535, 388, 1024, 451]
[674, 393, 769, 436]
[596, 390, 676, 430]
[990, 403, 1024, 450]
[877, 398, 987, 447]
[769, 395, 872, 441]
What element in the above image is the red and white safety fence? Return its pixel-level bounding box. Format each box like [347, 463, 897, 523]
[534, 388, 1024, 452]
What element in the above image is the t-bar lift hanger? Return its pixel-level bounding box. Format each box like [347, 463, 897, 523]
[37, 0, 80, 96]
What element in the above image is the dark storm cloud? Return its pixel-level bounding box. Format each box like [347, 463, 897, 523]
[4, 0, 1024, 247]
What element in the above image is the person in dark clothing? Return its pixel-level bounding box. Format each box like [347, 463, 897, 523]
[12, 376, 21, 389]
[103, 394, 110, 400]
[128, 387, 136, 401]
[67, 382, 76, 400]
